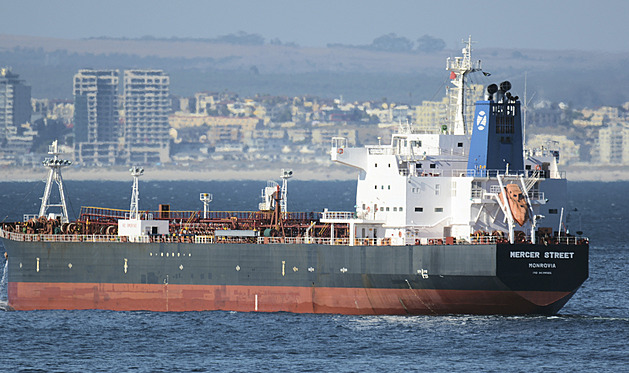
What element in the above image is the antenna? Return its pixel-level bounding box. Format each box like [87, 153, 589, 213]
[280, 169, 293, 213]
[39, 140, 72, 223]
[200, 193, 213, 219]
[129, 166, 144, 220]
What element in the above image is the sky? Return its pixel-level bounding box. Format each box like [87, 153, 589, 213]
[1, 0, 628, 52]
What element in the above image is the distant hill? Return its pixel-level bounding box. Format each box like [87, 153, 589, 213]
[1, 34, 628, 107]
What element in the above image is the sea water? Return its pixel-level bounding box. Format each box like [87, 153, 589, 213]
[0, 180, 627, 372]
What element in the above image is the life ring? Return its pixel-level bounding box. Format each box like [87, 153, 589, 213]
[366, 206, 371, 213]
[535, 164, 541, 170]
[338, 148, 344, 154]
[398, 231, 402, 237]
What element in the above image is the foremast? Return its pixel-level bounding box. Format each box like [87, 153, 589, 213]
[38, 140, 72, 223]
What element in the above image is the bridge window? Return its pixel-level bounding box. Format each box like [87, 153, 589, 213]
[435, 207, 443, 212]
[549, 209, 558, 214]
[430, 164, 436, 169]
[415, 207, 423, 212]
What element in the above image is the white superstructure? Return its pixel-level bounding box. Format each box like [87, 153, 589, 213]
[323, 38, 568, 247]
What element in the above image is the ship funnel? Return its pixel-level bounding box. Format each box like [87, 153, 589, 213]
[486, 83, 498, 100]
[495, 81, 511, 103]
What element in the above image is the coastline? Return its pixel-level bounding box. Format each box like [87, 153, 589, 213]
[1, 163, 628, 182]
[0, 163, 357, 182]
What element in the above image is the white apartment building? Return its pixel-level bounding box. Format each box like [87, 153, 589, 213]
[597, 122, 629, 164]
[123, 70, 170, 163]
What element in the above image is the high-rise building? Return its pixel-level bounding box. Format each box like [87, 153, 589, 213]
[73, 69, 119, 143]
[73, 69, 120, 165]
[597, 122, 629, 164]
[123, 69, 170, 163]
[0, 67, 31, 142]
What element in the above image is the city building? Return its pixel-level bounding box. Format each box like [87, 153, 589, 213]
[73, 69, 120, 165]
[0, 68, 32, 149]
[597, 122, 629, 164]
[123, 70, 171, 164]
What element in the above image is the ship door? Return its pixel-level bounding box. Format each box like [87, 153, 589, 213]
[443, 226, 451, 238]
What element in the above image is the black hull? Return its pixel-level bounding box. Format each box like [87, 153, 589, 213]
[2, 240, 589, 314]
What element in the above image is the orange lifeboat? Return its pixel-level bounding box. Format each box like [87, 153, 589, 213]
[499, 184, 528, 226]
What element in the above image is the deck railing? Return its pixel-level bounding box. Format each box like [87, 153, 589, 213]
[0, 228, 587, 247]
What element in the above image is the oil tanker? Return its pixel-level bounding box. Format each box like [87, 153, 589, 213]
[0, 38, 588, 315]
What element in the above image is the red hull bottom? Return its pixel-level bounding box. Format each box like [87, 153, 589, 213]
[8, 282, 572, 315]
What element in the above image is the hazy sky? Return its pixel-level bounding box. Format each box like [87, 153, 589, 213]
[2, 0, 628, 52]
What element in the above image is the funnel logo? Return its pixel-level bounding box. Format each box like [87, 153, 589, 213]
[476, 110, 487, 131]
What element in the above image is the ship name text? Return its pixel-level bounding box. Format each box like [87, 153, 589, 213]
[510, 251, 575, 259]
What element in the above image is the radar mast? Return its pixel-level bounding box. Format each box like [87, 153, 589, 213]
[446, 35, 483, 135]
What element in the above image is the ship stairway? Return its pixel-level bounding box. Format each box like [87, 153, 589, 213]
[523, 169, 540, 194]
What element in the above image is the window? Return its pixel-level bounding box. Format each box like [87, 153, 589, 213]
[362, 203, 365, 210]
[471, 181, 482, 198]
[393, 207, 397, 211]
[435, 184, 440, 196]
[430, 164, 436, 169]
[380, 207, 384, 211]
[375, 163, 378, 167]
[457, 142, 463, 147]
[417, 163, 422, 168]
[388, 185, 391, 190]
[381, 185, 384, 190]
[388, 164, 391, 168]
[399, 207, 403, 212]
[549, 208, 558, 214]
[386, 207, 390, 211]
[435, 207, 443, 212]
[375, 185, 377, 190]
[415, 207, 423, 212]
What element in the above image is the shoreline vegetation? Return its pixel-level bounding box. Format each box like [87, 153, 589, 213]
[1, 163, 629, 182]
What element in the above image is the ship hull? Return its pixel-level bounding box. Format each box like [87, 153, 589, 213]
[2, 240, 588, 315]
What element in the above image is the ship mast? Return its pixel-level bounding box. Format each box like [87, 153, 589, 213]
[446, 35, 482, 135]
[39, 140, 71, 223]
[280, 169, 293, 213]
[129, 166, 144, 220]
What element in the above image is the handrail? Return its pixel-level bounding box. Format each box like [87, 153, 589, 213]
[0, 227, 587, 247]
